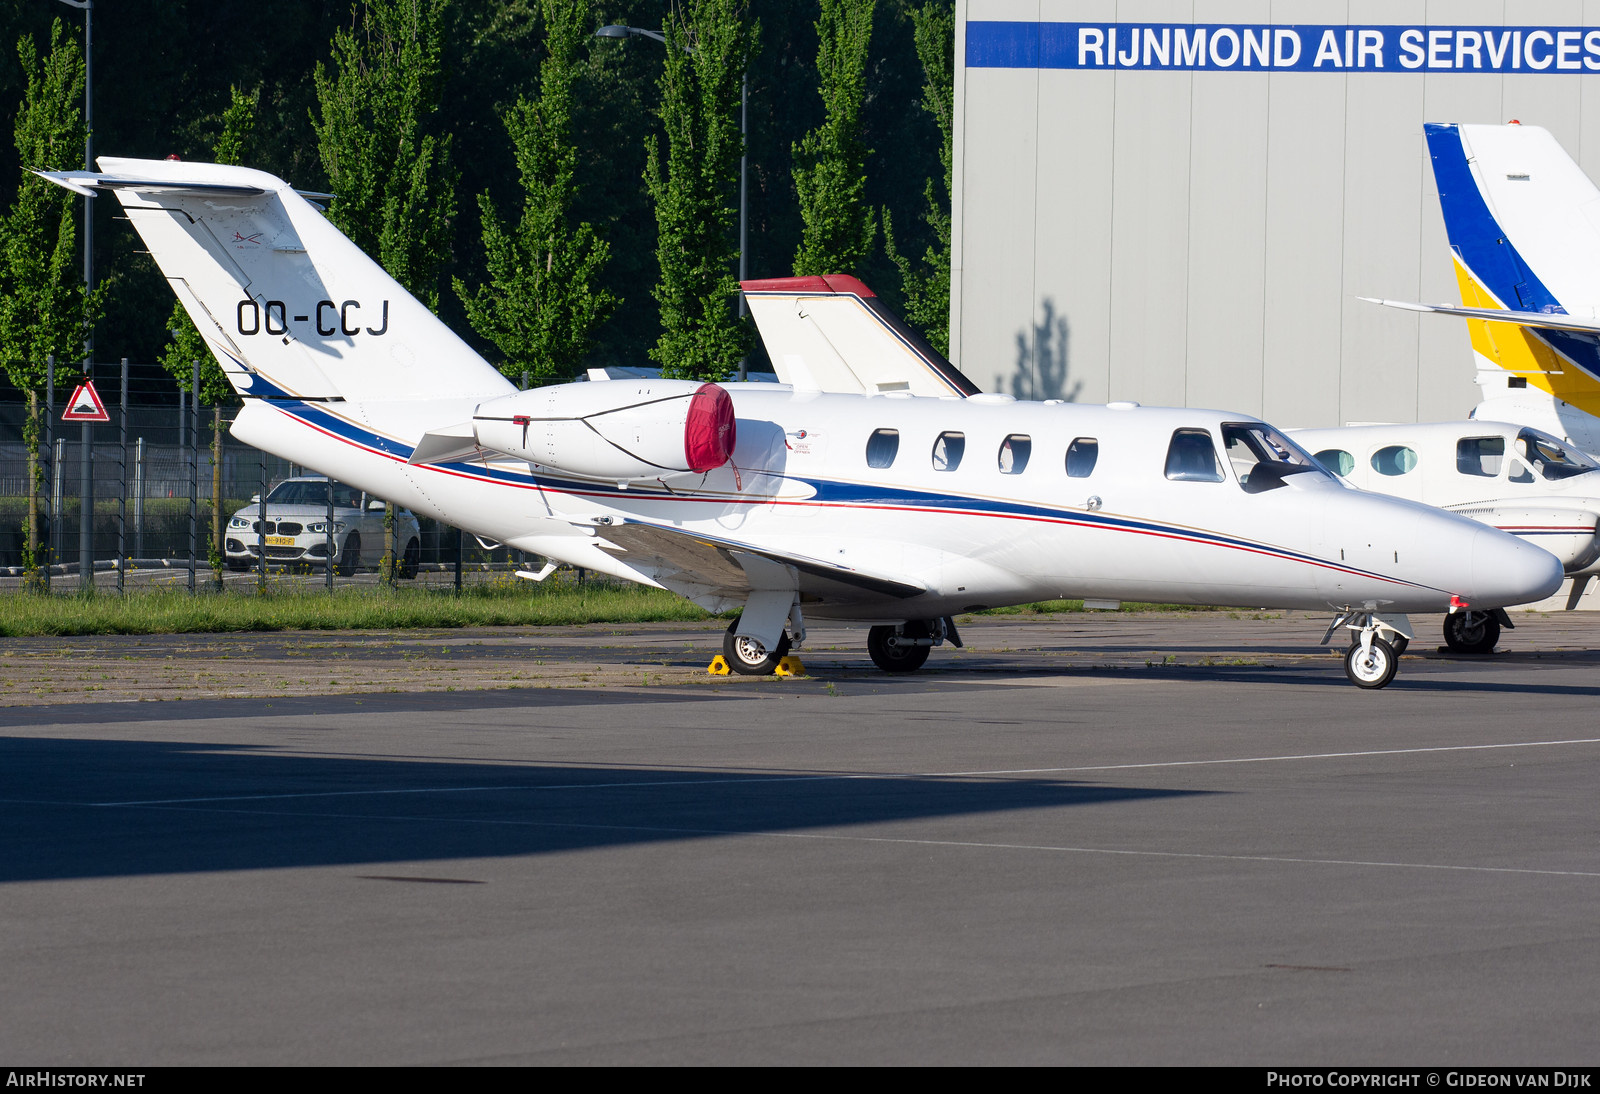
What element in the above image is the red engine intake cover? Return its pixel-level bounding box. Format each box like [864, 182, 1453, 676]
[683, 383, 737, 473]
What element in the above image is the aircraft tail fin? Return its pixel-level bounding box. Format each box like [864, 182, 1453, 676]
[1421, 123, 1600, 411]
[740, 275, 979, 397]
[36, 158, 511, 405]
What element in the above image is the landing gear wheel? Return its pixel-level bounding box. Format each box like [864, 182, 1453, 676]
[1391, 636, 1409, 656]
[1344, 637, 1399, 689]
[867, 624, 932, 673]
[1443, 610, 1500, 654]
[400, 538, 420, 580]
[336, 533, 360, 577]
[723, 618, 791, 675]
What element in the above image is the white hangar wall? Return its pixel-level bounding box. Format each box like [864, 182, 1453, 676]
[951, 0, 1600, 427]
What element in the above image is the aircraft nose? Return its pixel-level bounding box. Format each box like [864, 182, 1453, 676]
[1468, 526, 1564, 607]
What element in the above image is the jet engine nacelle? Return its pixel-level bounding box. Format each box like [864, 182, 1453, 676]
[1454, 505, 1600, 573]
[472, 379, 738, 483]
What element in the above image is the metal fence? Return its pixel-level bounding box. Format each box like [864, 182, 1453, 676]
[0, 370, 543, 593]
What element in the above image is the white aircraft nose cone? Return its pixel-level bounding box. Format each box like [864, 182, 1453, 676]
[1470, 526, 1564, 607]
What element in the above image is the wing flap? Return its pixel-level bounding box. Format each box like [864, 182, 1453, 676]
[596, 520, 926, 601]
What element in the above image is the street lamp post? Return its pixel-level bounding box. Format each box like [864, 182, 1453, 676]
[595, 24, 749, 380]
[56, 0, 94, 590]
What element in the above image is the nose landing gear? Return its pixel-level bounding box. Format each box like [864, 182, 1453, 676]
[1323, 610, 1413, 689]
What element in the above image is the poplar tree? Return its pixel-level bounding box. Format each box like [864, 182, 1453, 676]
[883, 0, 953, 356]
[313, 0, 456, 309]
[161, 85, 257, 584]
[0, 20, 99, 589]
[646, 0, 755, 382]
[457, 0, 616, 383]
[792, 0, 874, 277]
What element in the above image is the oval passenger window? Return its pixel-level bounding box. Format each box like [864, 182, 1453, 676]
[1370, 445, 1417, 476]
[865, 428, 899, 469]
[999, 434, 1031, 474]
[932, 431, 965, 472]
[1314, 449, 1355, 476]
[1066, 437, 1098, 478]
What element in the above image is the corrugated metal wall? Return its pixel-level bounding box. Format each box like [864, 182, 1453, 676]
[953, 0, 1600, 427]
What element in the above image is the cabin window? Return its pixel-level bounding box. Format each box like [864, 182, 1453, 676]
[1220, 422, 1321, 492]
[932, 431, 965, 472]
[1510, 459, 1535, 484]
[999, 434, 1031, 474]
[865, 428, 899, 469]
[1164, 429, 1224, 482]
[1314, 449, 1355, 476]
[1066, 438, 1099, 478]
[1456, 437, 1505, 477]
[1371, 445, 1418, 476]
[1516, 429, 1596, 480]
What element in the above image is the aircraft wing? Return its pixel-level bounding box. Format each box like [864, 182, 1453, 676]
[1361, 297, 1600, 335]
[594, 519, 927, 602]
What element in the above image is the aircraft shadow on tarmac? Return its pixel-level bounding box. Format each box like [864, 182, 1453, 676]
[0, 736, 1213, 883]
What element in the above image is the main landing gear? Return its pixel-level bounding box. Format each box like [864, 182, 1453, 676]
[720, 616, 965, 676]
[1442, 608, 1510, 655]
[867, 618, 962, 674]
[1322, 610, 1413, 690]
[722, 617, 792, 675]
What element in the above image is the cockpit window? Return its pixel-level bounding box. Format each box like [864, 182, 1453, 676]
[865, 428, 899, 469]
[1457, 437, 1505, 478]
[1066, 438, 1098, 478]
[1516, 429, 1596, 480]
[999, 434, 1031, 474]
[1165, 429, 1224, 483]
[932, 431, 965, 472]
[1220, 423, 1321, 492]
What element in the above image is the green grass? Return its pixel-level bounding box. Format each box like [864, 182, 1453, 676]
[0, 579, 714, 637]
[0, 581, 1221, 638]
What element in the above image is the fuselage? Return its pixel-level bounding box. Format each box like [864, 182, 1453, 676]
[1292, 420, 1600, 575]
[231, 383, 1564, 621]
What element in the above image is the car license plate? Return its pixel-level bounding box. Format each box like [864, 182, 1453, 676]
[265, 535, 296, 547]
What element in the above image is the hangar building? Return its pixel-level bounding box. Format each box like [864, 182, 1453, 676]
[950, 1, 1600, 427]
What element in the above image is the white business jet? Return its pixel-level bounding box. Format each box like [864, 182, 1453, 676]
[39, 158, 1564, 688]
[1291, 420, 1600, 652]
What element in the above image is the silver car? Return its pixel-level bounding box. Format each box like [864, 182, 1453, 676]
[225, 477, 422, 577]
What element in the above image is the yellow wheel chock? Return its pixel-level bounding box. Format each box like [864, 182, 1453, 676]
[707, 655, 731, 676]
[775, 656, 806, 677]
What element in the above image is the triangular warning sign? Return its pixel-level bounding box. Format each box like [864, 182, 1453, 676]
[62, 379, 110, 422]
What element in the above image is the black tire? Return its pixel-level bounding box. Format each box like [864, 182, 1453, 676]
[1344, 637, 1399, 689]
[336, 533, 360, 577]
[400, 538, 420, 580]
[1391, 635, 1409, 656]
[1442, 610, 1500, 654]
[723, 618, 791, 675]
[867, 623, 932, 673]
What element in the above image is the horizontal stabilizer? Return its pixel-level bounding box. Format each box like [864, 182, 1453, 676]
[1361, 297, 1600, 335]
[35, 169, 268, 198]
[595, 519, 926, 602]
